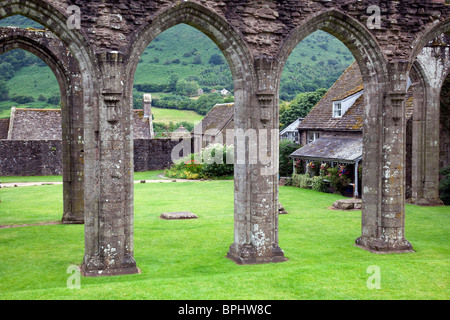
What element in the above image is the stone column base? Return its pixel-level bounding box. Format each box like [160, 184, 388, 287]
[413, 198, 444, 207]
[226, 243, 287, 265]
[355, 236, 414, 254]
[81, 255, 140, 277]
[62, 212, 84, 224]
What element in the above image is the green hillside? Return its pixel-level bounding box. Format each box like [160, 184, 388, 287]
[0, 15, 355, 122]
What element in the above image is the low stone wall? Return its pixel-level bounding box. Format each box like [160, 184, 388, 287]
[0, 119, 9, 139]
[0, 138, 192, 176]
[133, 138, 194, 172]
[0, 140, 62, 176]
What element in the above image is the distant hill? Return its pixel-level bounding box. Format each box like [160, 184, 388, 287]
[0, 15, 354, 119]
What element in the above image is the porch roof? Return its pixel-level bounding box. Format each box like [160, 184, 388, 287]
[290, 137, 362, 164]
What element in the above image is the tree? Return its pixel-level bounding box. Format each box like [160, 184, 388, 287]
[280, 88, 327, 129]
[48, 93, 60, 105]
[193, 55, 202, 65]
[168, 74, 179, 91]
[0, 62, 15, 81]
[175, 80, 199, 96]
[209, 53, 225, 65]
[0, 80, 9, 101]
[279, 139, 301, 177]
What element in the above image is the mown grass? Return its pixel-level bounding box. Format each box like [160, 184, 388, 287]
[0, 170, 165, 183]
[0, 180, 448, 300]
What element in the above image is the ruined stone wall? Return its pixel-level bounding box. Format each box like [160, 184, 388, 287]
[0, 119, 9, 139]
[40, 0, 448, 62]
[0, 140, 62, 176]
[133, 138, 193, 172]
[0, 138, 187, 176]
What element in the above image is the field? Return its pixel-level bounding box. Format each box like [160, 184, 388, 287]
[151, 106, 204, 125]
[0, 176, 448, 300]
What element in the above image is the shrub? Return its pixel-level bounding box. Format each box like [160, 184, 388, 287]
[11, 95, 34, 104]
[201, 144, 234, 178]
[311, 176, 328, 193]
[164, 153, 203, 180]
[164, 144, 234, 180]
[326, 166, 349, 195]
[292, 174, 312, 189]
[47, 94, 60, 105]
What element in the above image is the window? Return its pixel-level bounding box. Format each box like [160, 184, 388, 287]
[333, 101, 342, 117]
[307, 131, 320, 144]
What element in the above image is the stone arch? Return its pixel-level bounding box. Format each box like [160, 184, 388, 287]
[409, 30, 450, 206]
[277, 10, 413, 253]
[126, 2, 255, 98]
[409, 18, 450, 65]
[0, 35, 70, 103]
[125, 3, 263, 264]
[0, 1, 101, 268]
[0, 31, 86, 223]
[277, 10, 388, 87]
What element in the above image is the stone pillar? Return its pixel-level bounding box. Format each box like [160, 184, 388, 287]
[62, 66, 85, 224]
[227, 56, 287, 264]
[356, 61, 413, 254]
[81, 52, 139, 276]
[410, 42, 449, 206]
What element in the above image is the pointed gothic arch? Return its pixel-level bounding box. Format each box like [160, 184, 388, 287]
[277, 9, 413, 253]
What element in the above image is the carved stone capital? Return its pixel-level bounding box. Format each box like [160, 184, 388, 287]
[101, 91, 122, 124]
[256, 91, 275, 126]
[387, 91, 406, 122]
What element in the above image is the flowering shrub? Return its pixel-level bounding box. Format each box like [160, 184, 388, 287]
[326, 166, 349, 195]
[164, 144, 234, 179]
[307, 160, 321, 176]
[319, 163, 329, 176]
[294, 159, 305, 174]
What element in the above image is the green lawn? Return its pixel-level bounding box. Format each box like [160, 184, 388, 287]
[0, 170, 166, 183]
[0, 179, 448, 300]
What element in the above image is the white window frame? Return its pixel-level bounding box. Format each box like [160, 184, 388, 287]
[333, 101, 342, 118]
[307, 131, 320, 144]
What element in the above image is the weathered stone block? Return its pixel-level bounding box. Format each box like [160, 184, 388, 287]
[160, 212, 198, 220]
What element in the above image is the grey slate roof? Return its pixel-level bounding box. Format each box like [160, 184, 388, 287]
[297, 61, 413, 132]
[193, 103, 234, 135]
[6, 108, 153, 140]
[290, 136, 362, 163]
[280, 118, 303, 135]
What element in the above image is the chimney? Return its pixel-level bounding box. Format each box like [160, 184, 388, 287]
[143, 94, 154, 138]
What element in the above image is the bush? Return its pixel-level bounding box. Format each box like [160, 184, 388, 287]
[209, 54, 225, 65]
[47, 94, 60, 105]
[201, 144, 234, 178]
[439, 165, 450, 205]
[311, 176, 328, 193]
[164, 144, 234, 180]
[292, 174, 312, 189]
[11, 95, 34, 104]
[326, 166, 350, 195]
